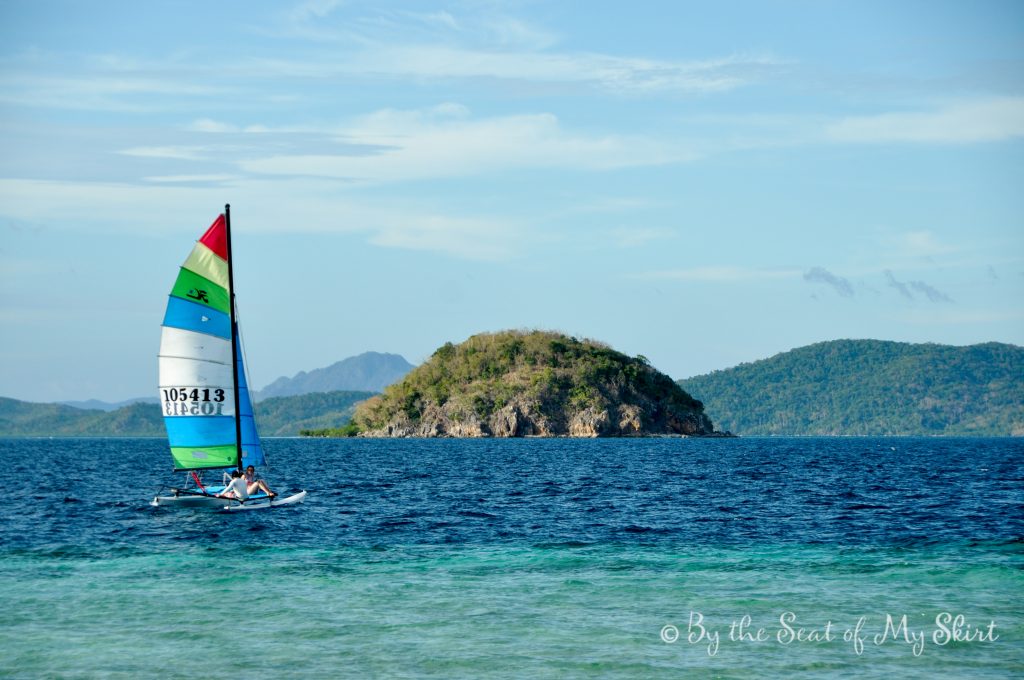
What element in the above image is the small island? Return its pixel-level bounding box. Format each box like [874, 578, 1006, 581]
[330, 330, 722, 438]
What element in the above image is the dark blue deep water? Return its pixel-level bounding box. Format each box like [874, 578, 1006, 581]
[1, 437, 1022, 678]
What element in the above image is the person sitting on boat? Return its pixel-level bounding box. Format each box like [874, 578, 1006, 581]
[217, 470, 249, 500]
[244, 465, 276, 498]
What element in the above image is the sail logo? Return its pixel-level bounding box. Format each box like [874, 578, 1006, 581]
[186, 288, 210, 303]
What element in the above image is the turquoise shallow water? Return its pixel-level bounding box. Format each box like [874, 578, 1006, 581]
[2, 543, 1020, 678]
[0, 437, 1021, 678]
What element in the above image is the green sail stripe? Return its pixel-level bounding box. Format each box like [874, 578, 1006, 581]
[170, 268, 229, 314]
[170, 444, 237, 470]
[183, 243, 229, 289]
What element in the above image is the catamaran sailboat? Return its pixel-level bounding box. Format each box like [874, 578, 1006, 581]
[151, 206, 306, 511]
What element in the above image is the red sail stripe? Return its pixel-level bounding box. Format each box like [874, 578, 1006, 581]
[198, 214, 228, 260]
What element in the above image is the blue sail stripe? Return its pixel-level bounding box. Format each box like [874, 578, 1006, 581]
[234, 327, 266, 467]
[240, 409, 263, 469]
[236, 353, 249, 386]
[238, 387, 254, 417]
[241, 446, 263, 469]
[163, 415, 236, 447]
[163, 297, 231, 339]
[239, 414, 264, 465]
[239, 415, 259, 442]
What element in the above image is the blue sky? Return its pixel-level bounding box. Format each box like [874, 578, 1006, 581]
[1, 0, 1022, 402]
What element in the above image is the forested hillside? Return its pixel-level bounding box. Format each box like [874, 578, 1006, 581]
[0, 399, 163, 436]
[255, 391, 374, 435]
[678, 340, 1023, 436]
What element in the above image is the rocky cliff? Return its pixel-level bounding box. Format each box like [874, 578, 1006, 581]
[352, 330, 718, 438]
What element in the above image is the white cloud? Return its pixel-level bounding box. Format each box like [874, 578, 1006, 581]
[239, 107, 696, 182]
[367, 213, 516, 261]
[478, 16, 559, 50]
[144, 174, 240, 184]
[886, 230, 959, 258]
[0, 68, 219, 112]
[0, 4, 779, 118]
[278, 4, 752, 87]
[244, 47, 778, 95]
[119, 146, 209, 160]
[398, 12, 558, 49]
[0, 177, 519, 260]
[607, 227, 675, 247]
[188, 119, 238, 133]
[186, 119, 273, 134]
[288, 0, 344, 23]
[892, 231, 954, 258]
[826, 97, 1024, 144]
[0, 178, 224, 228]
[417, 11, 460, 32]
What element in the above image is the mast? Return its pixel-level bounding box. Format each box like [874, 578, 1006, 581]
[224, 203, 244, 471]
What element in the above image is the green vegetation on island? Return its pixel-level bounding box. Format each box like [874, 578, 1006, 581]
[9, 339, 1019, 439]
[0, 399, 164, 437]
[253, 391, 375, 436]
[300, 423, 362, 437]
[0, 391, 374, 437]
[677, 339, 1024, 436]
[349, 330, 716, 437]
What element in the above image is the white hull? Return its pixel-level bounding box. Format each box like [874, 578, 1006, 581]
[150, 493, 231, 509]
[222, 490, 307, 511]
[151, 489, 307, 510]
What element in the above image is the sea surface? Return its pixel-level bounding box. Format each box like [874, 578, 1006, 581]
[0, 437, 1021, 678]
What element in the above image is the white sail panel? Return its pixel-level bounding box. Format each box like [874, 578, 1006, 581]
[158, 355, 233, 386]
[159, 326, 231, 365]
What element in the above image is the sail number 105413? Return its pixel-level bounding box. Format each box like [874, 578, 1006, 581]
[163, 388, 225, 403]
[162, 387, 227, 416]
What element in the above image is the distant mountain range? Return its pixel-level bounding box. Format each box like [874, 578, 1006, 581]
[5, 341, 1021, 437]
[51, 351, 415, 411]
[2, 350, 409, 437]
[678, 339, 1024, 436]
[60, 397, 158, 412]
[256, 351, 414, 399]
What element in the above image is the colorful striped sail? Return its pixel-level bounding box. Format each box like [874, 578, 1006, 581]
[158, 214, 265, 471]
